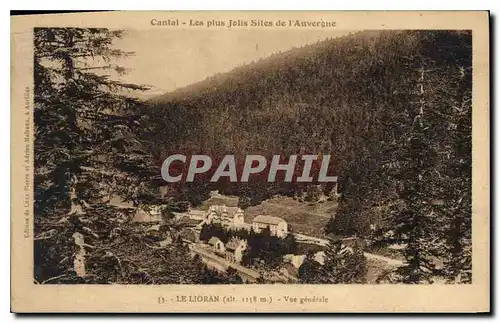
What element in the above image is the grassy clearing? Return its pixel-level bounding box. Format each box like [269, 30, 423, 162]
[196, 196, 239, 210]
[243, 196, 337, 237]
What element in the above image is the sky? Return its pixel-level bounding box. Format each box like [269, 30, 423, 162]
[111, 28, 351, 98]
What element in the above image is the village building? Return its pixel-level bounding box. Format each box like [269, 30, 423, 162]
[224, 237, 248, 263]
[208, 236, 225, 255]
[187, 209, 206, 220]
[251, 215, 288, 238]
[283, 254, 306, 269]
[206, 205, 245, 228]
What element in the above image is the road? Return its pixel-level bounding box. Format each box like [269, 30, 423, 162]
[190, 217, 404, 267]
[294, 233, 404, 266]
[188, 243, 261, 282]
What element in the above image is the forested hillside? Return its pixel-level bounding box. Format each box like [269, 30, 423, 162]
[148, 30, 473, 283]
[33, 28, 472, 285]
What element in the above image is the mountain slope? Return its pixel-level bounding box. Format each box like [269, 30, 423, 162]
[144, 31, 472, 235]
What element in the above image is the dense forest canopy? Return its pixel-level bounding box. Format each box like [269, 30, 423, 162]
[147, 30, 472, 283]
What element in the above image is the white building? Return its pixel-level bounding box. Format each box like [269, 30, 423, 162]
[225, 238, 248, 263]
[206, 205, 245, 228]
[251, 215, 288, 238]
[208, 236, 225, 254]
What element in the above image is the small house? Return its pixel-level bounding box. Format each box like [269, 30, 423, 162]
[225, 238, 248, 263]
[226, 207, 245, 227]
[208, 236, 225, 254]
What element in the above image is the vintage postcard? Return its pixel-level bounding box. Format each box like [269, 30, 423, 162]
[11, 11, 490, 313]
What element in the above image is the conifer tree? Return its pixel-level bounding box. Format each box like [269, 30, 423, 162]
[225, 267, 244, 284]
[319, 239, 367, 283]
[426, 31, 473, 283]
[34, 27, 158, 283]
[373, 31, 472, 283]
[298, 239, 367, 284]
[298, 251, 321, 283]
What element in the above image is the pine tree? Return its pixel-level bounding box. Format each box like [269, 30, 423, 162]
[298, 252, 321, 283]
[373, 31, 472, 284]
[199, 223, 211, 242]
[426, 31, 473, 283]
[283, 233, 298, 254]
[225, 267, 244, 284]
[299, 239, 367, 284]
[33, 27, 158, 283]
[373, 53, 441, 283]
[320, 238, 367, 283]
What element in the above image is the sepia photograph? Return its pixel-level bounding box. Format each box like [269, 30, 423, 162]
[10, 11, 490, 312]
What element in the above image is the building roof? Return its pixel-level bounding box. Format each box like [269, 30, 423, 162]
[252, 215, 286, 225]
[226, 207, 242, 214]
[208, 237, 222, 245]
[209, 205, 225, 212]
[209, 205, 242, 217]
[178, 216, 202, 227]
[189, 210, 207, 216]
[225, 238, 246, 251]
[225, 241, 239, 251]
